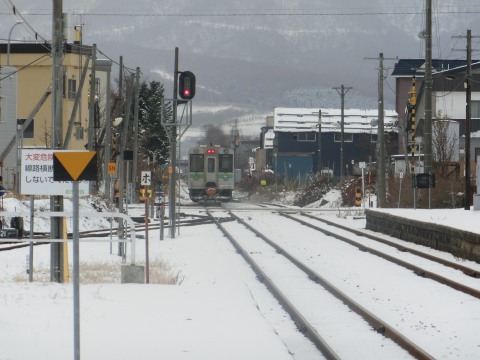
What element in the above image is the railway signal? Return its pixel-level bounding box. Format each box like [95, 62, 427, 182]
[179, 71, 196, 100]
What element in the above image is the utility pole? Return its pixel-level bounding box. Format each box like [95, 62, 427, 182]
[457, 30, 474, 210]
[365, 53, 397, 208]
[333, 85, 352, 181]
[87, 44, 96, 151]
[465, 30, 472, 210]
[117, 56, 125, 255]
[424, 0, 434, 209]
[101, 59, 112, 199]
[132, 67, 140, 204]
[50, 0, 64, 283]
[169, 48, 179, 238]
[453, 30, 479, 210]
[377, 53, 386, 208]
[317, 109, 322, 175]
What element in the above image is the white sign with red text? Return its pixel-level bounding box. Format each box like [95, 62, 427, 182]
[21, 149, 90, 196]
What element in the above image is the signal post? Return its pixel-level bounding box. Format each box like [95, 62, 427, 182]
[164, 47, 195, 238]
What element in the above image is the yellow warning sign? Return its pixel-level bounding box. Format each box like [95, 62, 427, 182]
[108, 162, 116, 175]
[53, 151, 97, 181]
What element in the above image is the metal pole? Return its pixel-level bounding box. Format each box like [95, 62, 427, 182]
[28, 195, 34, 282]
[465, 29, 472, 210]
[317, 109, 322, 175]
[87, 44, 97, 151]
[104, 61, 112, 198]
[132, 67, 141, 204]
[333, 85, 352, 180]
[72, 181, 80, 360]
[7, 21, 23, 66]
[50, 0, 64, 283]
[361, 167, 365, 208]
[377, 53, 386, 208]
[398, 175, 403, 208]
[160, 205, 164, 241]
[144, 187, 150, 283]
[424, 0, 433, 209]
[340, 87, 344, 180]
[169, 48, 179, 238]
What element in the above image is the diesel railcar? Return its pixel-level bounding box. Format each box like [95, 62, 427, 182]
[188, 145, 234, 202]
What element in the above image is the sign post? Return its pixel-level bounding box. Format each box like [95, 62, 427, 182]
[359, 162, 366, 208]
[141, 171, 151, 283]
[53, 151, 97, 360]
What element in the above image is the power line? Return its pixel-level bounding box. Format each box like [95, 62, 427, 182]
[0, 53, 50, 81]
[2, 0, 48, 43]
[2, 10, 480, 18]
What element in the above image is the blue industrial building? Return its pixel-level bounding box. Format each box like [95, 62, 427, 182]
[255, 108, 399, 179]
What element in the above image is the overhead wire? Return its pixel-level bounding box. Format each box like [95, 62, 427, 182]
[1, 2, 134, 88]
[2, 0, 48, 43]
[0, 53, 50, 81]
[1, 8, 480, 18]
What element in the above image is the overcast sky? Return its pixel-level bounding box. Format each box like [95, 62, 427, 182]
[2, 1, 480, 120]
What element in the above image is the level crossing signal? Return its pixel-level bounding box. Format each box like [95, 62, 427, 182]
[179, 71, 196, 100]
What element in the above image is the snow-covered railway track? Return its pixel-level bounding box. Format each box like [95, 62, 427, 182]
[207, 209, 433, 360]
[281, 212, 480, 300]
[227, 209, 480, 360]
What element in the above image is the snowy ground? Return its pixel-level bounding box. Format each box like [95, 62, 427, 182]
[1, 191, 480, 359]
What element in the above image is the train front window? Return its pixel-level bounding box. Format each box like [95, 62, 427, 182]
[190, 154, 204, 172]
[208, 158, 215, 173]
[219, 154, 233, 172]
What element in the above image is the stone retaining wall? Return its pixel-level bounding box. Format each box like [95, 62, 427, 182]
[365, 209, 480, 263]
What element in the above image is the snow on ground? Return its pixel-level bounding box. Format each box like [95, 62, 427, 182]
[1, 191, 480, 359]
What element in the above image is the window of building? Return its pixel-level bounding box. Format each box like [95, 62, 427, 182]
[371, 134, 378, 143]
[475, 148, 480, 161]
[17, 118, 34, 139]
[296, 132, 316, 142]
[472, 101, 480, 118]
[334, 133, 353, 142]
[68, 78, 77, 100]
[75, 126, 84, 140]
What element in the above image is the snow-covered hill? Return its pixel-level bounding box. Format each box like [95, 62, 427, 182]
[2, 1, 479, 125]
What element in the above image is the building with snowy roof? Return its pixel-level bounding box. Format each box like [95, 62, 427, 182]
[256, 107, 399, 179]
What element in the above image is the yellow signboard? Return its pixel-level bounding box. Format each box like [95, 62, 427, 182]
[108, 162, 116, 175]
[53, 151, 97, 181]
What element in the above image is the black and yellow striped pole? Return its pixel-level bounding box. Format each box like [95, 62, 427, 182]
[409, 77, 416, 174]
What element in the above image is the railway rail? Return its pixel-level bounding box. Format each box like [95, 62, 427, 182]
[279, 212, 480, 300]
[207, 208, 435, 360]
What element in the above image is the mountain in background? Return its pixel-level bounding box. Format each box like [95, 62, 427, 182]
[2, 0, 480, 137]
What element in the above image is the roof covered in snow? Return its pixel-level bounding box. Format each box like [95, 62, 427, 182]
[273, 107, 398, 134]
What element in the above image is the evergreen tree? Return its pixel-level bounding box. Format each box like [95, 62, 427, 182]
[138, 81, 172, 166]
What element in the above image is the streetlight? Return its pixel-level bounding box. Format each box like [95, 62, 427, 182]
[7, 20, 23, 66]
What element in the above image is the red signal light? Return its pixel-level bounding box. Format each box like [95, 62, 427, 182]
[207, 149, 216, 154]
[179, 71, 196, 100]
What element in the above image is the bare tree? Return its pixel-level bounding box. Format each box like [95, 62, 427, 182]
[432, 116, 459, 178]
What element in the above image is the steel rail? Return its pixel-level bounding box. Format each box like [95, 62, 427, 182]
[207, 210, 341, 360]
[228, 211, 435, 360]
[300, 212, 480, 278]
[281, 213, 480, 300]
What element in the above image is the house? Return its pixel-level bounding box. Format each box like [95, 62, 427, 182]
[0, 67, 17, 190]
[0, 36, 111, 192]
[254, 107, 399, 179]
[391, 59, 480, 178]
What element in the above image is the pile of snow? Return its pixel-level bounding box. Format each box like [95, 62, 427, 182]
[0, 195, 112, 232]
